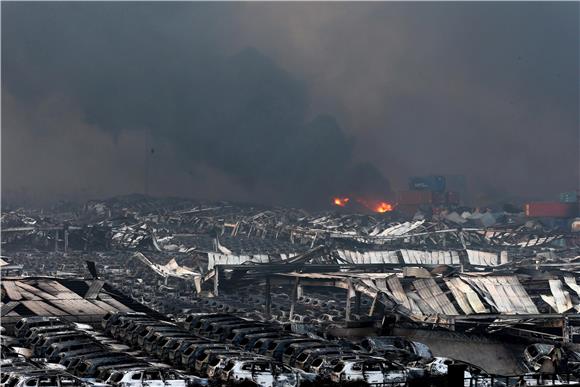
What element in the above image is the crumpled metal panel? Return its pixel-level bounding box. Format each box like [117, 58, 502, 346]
[412, 279, 458, 315]
[375, 220, 425, 237]
[400, 249, 459, 265]
[207, 252, 273, 270]
[336, 249, 397, 264]
[465, 276, 538, 314]
[466, 249, 499, 266]
[541, 279, 574, 313]
[445, 277, 488, 314]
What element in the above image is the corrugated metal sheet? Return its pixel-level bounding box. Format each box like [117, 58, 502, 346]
[400, 250, 460, 265]
[208, 253, 270, 270]
[2, 281, 22, 300]
[547, 279, 573, 313]
[0, 301, 20, 316]
[385, 276, 420, 314]
[445, 278, 474, 314]
[337, 250, 399, 264]
[1, 278, 137, 319]
[465, 276, 538, 314]
[98, 295, 133, 312]
[337, 249, 460, 266]
[50, 299, 109, 315]
[564, 277, 580, 298]
[21, 300, 67, 316]
[466, 249, 499, 266]
[413, 279, 458, 315]
[84, 280, 105, 300]
[446, 277, 488, 314]
[371, 220, 425, 237]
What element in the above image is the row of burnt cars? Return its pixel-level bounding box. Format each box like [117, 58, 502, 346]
[100, 312, 411, 386]
[1, 312, 512, 387]
[4, 312, 578, 386]
[1, 316, 203, 387]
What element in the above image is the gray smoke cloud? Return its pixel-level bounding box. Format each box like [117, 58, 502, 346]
[2, 2, 578, 207]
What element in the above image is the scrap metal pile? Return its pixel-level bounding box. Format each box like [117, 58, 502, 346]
[2, 194, 580, 386]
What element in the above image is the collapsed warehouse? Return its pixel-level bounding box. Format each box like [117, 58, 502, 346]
[2, 194, 580, 386]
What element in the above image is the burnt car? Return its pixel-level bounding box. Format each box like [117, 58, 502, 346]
[183, 313, 236, 331]
[523, 343, 580, 376]
[14, 317, 67, 338]
[161, 338, 208, 366]
[181, 343, 232, 372]
[308, 354, 367, 378]
[103, 367, 203, 387]
[64, 351, 133, 374]
[138, 326, 186, 351]
[1, 369, 107, 387]
[227, 327, 281, 347]
[146, 332, 196, 356]
[194, 318, 245, 338]
[206, 354, 265, 380]
[101, 312, 148, 332]
[125, 322, 174, 347]
[32, 331, 92, 357]
[45, 339, 101, 363]
[330, 358, 407, 385]
[293, 347, 359, 371]
[23, 324, 75, 344]
[109, 317, 160, 340]
[282, 342, 341, 366]
[267, 338, 324, 361]
[75, 356, 149, 378]
[239, 332, 289, 352]
[194, 349, 246, 377]
[57, 347, 110, 367]
[220, 359, 299, 387]
[209, 322, 269, 342]
[189, 315, 244, 335]
[423, 357, 506, 387]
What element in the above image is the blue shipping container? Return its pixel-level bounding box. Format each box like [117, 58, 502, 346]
[409, 176, 446, 192]
[560, 192, 578, 203]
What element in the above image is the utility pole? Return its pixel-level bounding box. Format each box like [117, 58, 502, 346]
[144, 133, 150, 196]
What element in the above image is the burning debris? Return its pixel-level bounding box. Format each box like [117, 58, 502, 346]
[332, 197, 350, 207]
[331, 196, 394, 214]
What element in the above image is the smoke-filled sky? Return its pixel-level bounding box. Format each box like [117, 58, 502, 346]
[2, 2, 578, 207]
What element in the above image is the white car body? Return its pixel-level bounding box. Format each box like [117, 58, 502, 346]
[105, 368, 189, 387]
[329, 360, 407, 385]
[221, 360, 298, 387]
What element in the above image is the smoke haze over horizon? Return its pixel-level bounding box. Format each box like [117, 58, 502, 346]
[2, 2, 578, 208]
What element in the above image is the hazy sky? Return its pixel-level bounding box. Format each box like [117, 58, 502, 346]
[2, 2, 578, 207]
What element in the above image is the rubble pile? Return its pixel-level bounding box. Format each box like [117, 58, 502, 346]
[2, 194, 580, 386]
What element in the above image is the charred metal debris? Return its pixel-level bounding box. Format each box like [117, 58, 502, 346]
[2, 194, 580, 386]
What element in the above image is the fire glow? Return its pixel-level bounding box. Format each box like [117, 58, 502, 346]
[332, 196, 393, 213]
[374, 202, 393, 213]
[333, 197, 350, 207]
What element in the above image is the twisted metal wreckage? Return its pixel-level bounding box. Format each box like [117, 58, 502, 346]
[3, 196, 579, 342]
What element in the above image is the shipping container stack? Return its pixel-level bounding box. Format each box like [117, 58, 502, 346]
[397, 175, 461, 216]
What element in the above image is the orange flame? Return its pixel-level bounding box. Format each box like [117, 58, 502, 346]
[333, 197, 350, 207]
[355, 197, 394, 213]
[333, 196, 393, 213]
[374, 202, 393, 213]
